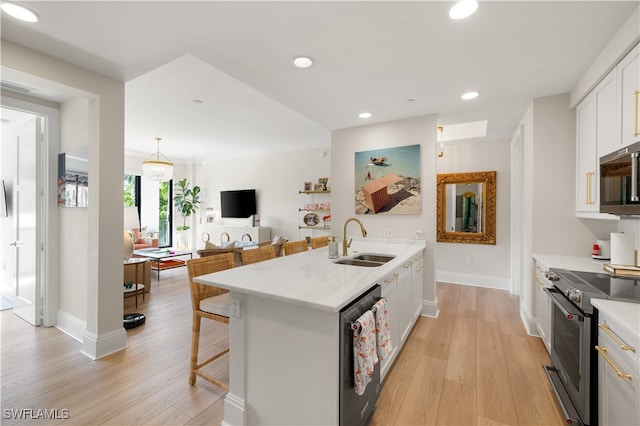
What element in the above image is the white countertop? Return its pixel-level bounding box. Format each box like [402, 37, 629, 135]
[194, 238, 426, 313]
[591, 299, 640, 340]
[533, 253, 608, 273]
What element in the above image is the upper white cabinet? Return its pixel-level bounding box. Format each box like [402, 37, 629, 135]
[595, 70, 621, 158]
[576, 42, 639, 218]
[619, 44, 640, 148]
[576, 94, 599, 213]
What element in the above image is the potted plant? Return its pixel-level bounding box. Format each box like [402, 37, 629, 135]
[174, 178, 201, 249]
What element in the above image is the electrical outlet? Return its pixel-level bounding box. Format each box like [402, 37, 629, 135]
[379, 228, 386, 237]
[386, 229, 393, 237]
[231, 297, 241, 318]
[466, 256, 473, 265]
[415, 230, 424, 239]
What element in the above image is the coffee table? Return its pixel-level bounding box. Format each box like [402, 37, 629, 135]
[133, 248, 193, 281]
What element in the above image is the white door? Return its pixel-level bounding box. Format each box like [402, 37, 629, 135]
[11, 116, 43, 325]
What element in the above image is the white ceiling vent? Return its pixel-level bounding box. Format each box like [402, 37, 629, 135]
[438, 120, 487, 142]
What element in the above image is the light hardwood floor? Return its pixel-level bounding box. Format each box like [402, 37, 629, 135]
[1, 270, 563, 425]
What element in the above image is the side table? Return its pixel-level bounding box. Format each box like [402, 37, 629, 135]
[123, 259, 148, 329]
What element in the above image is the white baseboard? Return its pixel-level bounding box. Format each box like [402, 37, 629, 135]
[55, 310, 86, 343]
[81, 328, 128, 360]
[222, 392, 246, 426]
[520, 304, 538, 336]
[436, 271, 511, 291]
[421, 297, 439, 318]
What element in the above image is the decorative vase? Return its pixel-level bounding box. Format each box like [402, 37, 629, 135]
[176, 230, 189, 251]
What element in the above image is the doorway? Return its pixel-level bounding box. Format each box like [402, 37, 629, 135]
[1, 97, 60, 326]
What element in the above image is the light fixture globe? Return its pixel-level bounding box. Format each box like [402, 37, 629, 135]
[142, 137, 174, 182]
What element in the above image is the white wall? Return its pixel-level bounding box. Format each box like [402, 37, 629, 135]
[519, 93, 618, 333]
[331, 115, 439, 317]
[436, 139, 511, 290]
[3, 41, 127, 358]
[193, 146, 331, 250]
[58, 97, 90, 322]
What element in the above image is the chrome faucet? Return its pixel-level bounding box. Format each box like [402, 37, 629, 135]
[342, 217, 368, 256]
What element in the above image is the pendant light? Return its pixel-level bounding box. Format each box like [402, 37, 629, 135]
[142, 137, 174, 182]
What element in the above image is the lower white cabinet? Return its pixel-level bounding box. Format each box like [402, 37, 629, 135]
[533, 257, 552, 353]
[411, 254, 424, 320]
[379, 272, 398, 381]
[377, 249, 425, 381]
[397, 260, 413, 344]
[596, 306, 640, 426]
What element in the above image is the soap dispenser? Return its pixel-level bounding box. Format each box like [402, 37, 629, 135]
[328, 236, 339, 259]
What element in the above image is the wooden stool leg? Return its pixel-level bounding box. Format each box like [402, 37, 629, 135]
[189, 314, 201, 386]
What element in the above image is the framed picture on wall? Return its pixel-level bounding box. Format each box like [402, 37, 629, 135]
[354, 144, 421, 215]
[318, 177, 329, 191]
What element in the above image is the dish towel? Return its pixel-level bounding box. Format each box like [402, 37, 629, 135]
[353, 310, 378, 396]
[373, 298, 393, 360]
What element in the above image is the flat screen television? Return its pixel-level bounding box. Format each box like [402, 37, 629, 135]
[220, 189, 257, 218]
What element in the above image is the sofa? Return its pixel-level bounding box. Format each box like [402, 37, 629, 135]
[132, 228, 159, 250]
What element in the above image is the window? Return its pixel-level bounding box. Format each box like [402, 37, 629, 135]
[124, 174, 172, 247]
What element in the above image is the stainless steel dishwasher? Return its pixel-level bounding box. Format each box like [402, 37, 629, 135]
[339, 284, 381, 426]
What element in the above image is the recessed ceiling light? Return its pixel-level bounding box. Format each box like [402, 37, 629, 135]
[461, 91, 479, 100]
[293, 56, 313, 68]
[359, 112, 372, 119]
[1, 2, 39, 22]
[449, 0, 478, 20]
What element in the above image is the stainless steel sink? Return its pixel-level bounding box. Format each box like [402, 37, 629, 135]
[333, 259, 383, 267]
[333, 253, 395, 267]
[352, 254, 395, 263]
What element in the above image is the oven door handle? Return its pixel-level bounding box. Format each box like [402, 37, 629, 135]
[544, 287, 584, 321]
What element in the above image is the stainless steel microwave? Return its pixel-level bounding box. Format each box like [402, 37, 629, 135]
[600, 141, 640, 215]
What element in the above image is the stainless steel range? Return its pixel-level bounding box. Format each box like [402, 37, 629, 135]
[544, 268, 640, 426]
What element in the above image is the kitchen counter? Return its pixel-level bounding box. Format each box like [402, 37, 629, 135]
[193, 238, 426, 426]
[533, 253, 608, 273]
[195, 238, 426, 312]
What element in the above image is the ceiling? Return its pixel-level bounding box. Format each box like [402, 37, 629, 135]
[1, 1, 637, 163]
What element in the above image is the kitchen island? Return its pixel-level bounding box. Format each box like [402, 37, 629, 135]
[194, 238, 426, 426]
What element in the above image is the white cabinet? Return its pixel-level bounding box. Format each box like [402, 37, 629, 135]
[596, 307, 640, 426]
[397, 260, 413, 344]
[379, 271, 398, 381]
[575, 42, 640, 220]
[206, 225, 270, 244]
[411, 254, 424, 320]
[596, 70, 621, 158]
[619, 44, 640, 147]
[576, 94, 599, 213]
[533, 258, 552, 353]
[377, 249, 424, 381]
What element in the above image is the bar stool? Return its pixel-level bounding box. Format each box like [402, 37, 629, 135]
[284, 240, 309, 256]
[186, 253, 235, 390]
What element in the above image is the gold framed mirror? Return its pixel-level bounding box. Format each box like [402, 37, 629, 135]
[436, 171, 496, 245]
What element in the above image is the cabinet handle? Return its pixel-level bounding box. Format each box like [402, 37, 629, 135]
[416, 266, 424, 272]
[635, 90, 639, 137]
[384, 278, 394, 284]
[598, 323, 636, 352]
[632, 153, 640, 202]
[586, 172, 591, 205]
[595, 346, 633, 380]
[403, 263, 412, 269]
[393, 273, 399, 279]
